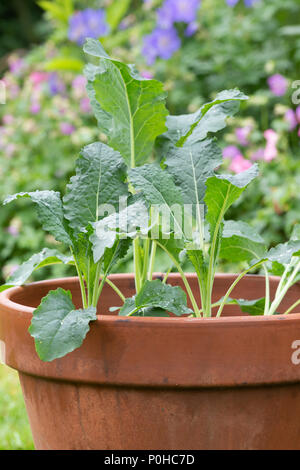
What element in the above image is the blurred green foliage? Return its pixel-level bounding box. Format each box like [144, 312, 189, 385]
[0, 365, 34, 450]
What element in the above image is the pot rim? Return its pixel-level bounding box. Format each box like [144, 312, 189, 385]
[1, 273, 300, 325]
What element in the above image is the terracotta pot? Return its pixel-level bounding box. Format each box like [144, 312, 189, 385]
[1, 273, 300, 450]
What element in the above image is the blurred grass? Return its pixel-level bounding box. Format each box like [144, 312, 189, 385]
[0, 365, 34, 450]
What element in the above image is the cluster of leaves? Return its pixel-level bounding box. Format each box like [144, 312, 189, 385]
[2, 39, 300, 364]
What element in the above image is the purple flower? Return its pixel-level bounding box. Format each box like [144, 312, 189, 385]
[72, 75, 87, 98]
[296, 106, 300, 123]
[60, 122, 75, 135]
[157, 0, 200, 27]
[267, 74, 288, 97]
[48, 73, 66, 96]
[226, 0, 260, 6]
[68, 9, 109, 45]
[235, 126, 252, 146]
[142, 27, 181, 65]
[223, 145, 240, 160]
[284, 109, 298, 131]
[8, 57, 25, 76]
[185, 22, 199, 37]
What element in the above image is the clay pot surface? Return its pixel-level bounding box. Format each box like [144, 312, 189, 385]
[1, 273, 300, 450]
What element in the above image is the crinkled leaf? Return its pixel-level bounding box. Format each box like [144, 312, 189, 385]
[118, 280, 193, 316]
[220, 220, 267, 264]
[0, 249, 73, 292]
[29, 288, 97, 362]
[129, 164, 184, 238]
[63, 142, 128, 234]
[267, 240, 300, 265]
[164, 89, 248, 147]
[4, 191, 72, 245]
[90, 199, 149, 262]
[84, 38, 168, 166]
[165, 138, 222, 208]
[205, 166, 259, 251]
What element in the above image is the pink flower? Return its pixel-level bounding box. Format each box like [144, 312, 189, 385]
[284, 109, 297, 131]
[267, 74, 287, 97]
[80, 97, 92, 113]
[263, 129, 278, 161]
[60, 122, 75, 135]
[30, 102, 41, 114]
[5, 143, 16, 158]
[296, 106, 300, 123]
[29, 72, 49, 86]
[229, 154, 252, 174]
[8, 57, 25, 76]
[140, 70, 154, 79]
[235, 126, 252, 146]
[223, 145, 240, 159]
[72, 75, 87, 98]
[2, 115, 14, 125]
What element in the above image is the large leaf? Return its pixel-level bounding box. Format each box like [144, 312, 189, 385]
[63, 142, 128, 234]
[163, 89, 248, 147]
[4, 191, 72, 245]
[117, 280, 193, 317]
[220, 220, 267, 264]
[84, 38, 168, 167]
[29, 289, 97, 362]
[0, 249, 73, 292]
[129, 164, 184, 238]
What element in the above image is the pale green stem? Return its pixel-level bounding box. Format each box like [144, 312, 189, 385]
[142, 238, 150, 285]
[268, 259, 300, 316]
[92, 262, 102, 307]
[263, 264, 270, 316]
[147, 241, 157, 281]
[283, 298, 300, 315]
[216, 260, 265, 318]
[105, 278, 125, 302]
[70, 246, 88, 309]
[156, 241, 201, 317]
[134, 238, 142, 293]
[162, 267, 172, 284]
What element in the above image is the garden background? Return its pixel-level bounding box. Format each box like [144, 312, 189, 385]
[1, 0, 300, 449]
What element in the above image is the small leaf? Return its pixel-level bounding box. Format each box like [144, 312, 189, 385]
[118, 280, 193, 317]
[205, 165, 259, 246]
[4, 191, 72, 246]
[163, 89, 248, 147]
[0, 249, 73, 292]
[229, 297, 266, 316]
[267, 240, 300, 265]
[84, 38, 168, 166]
[29, 289, 97, 362]
[220, 220, 267, 264]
